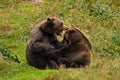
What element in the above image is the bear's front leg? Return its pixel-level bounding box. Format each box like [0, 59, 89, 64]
[32, 42, 54, 54]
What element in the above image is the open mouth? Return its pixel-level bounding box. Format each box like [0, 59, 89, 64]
[56, 30, 62, 36]
[56, 26, 69, 36]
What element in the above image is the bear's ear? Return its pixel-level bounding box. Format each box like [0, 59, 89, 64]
[47, 18, 52, 21]
[69, 29, 75, 33]
[46, 18, 54, 27]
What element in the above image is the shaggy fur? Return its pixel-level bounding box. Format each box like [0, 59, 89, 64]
[26, 17, 68, 69]
[55, 27, 92, 68]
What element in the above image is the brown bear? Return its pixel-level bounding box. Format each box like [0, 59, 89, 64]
[26, 17, 68, 69]
[55, 27, 92, 68]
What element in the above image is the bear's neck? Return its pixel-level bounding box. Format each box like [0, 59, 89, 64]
[39, 27, 54, 35]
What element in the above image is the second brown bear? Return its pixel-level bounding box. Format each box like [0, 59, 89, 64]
[55, 27, 92, 68]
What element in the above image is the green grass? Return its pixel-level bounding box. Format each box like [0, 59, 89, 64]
[0, 0, 120, 80]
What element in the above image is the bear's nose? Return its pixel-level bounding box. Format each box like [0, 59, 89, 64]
[63, 25, 69, 30]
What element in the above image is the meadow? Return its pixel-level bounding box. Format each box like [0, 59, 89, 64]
[0, 0, 120, 80]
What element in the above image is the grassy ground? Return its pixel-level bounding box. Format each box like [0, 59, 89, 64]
[0, 0, 120, 80]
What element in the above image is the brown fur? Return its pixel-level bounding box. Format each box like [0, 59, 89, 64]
[26, 17, 68, 69]
[55, 27, 92, 68]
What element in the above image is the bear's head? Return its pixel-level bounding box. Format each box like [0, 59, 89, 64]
[62, 27, 83, 44]
[62, 27, 92, 49]
[41, 17, 68, 35]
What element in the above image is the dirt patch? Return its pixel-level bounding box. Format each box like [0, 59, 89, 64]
[0, 26, 13, 34]
[0, 52, 3, 60]
[29, 0, 43, 4]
